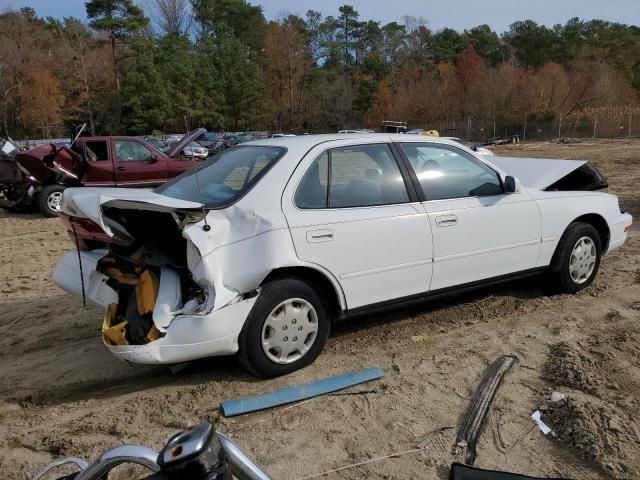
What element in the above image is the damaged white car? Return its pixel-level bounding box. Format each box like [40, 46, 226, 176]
[52, 135, 633, 377]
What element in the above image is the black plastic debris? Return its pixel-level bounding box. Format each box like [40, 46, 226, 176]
[450, 463, 570, 480]
[455, 354, 518, 465]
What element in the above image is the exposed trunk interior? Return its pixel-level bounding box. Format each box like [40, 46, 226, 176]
[94, 208, 204, 346]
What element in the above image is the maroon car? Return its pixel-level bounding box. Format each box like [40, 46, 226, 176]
[0, 129, 205, 217]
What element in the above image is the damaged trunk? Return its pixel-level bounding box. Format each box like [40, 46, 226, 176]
[54, 187, 211, 350]
[91, 207, 208, 347]
[96, 207, 214, 345]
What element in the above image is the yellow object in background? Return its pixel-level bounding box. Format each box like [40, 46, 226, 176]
[136, 270, 159, 315]
[421, 130, 440, 137]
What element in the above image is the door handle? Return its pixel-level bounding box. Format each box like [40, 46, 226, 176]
[435, 214, 457, 227]
[307, 229, 334, 243]
[115, 166, 126, 171]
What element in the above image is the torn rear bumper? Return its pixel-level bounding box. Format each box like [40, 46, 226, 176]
[107, 296, 257, 365]
[52, 249, 258, 365]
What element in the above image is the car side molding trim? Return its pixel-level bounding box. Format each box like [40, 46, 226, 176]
[434, 239, 541, 263]
[345, 267, 547, 317]
[339, 258, 433, 280]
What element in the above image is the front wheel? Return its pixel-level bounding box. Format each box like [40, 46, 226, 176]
[238, 278, 330, 378]
[549, 222, 602, 293]
[36, 184, 65, 217]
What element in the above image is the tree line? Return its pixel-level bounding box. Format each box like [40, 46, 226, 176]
[1, 0, 639, 139]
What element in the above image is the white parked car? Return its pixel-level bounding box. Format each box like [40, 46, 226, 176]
[181, 141, 209, 159]
[53, 135, 632, 377]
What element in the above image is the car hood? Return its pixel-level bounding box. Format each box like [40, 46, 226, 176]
[165, 128, 207, 158]
[488, 156, 607, 191]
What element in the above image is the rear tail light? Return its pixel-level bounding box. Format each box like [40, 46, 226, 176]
[60, 214, 124, 249]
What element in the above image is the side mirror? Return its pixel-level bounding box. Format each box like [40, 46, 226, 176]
[148, 155, 158, 163]
[503, 175, 519, 194]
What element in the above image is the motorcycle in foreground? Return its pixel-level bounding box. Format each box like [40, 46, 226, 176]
[34, 422, 272, 480]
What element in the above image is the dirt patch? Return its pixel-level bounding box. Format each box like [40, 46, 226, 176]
[544, 342, 604, 395]
[546, 394, 639, 479]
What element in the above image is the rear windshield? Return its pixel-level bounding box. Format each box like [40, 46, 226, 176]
[156, 145, 286, 207]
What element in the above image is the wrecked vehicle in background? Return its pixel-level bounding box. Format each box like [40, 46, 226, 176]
[0, 128, 206, 217]
[52, 134, 632, 377]
[0, 137, 26, 211]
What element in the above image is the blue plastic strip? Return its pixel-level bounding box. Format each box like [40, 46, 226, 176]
[220, 367, 384, 417]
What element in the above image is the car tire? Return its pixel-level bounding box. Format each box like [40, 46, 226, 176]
[238, 278, 330, 378]
[36, 184, 65, 217]
[549, 222, 602, 293]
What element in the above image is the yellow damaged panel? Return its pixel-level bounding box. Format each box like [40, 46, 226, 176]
[101, 267, 139, 286]
[102, 303, 129, 346]
[136, 270, 159, 315]
[147, 325, 162, 342]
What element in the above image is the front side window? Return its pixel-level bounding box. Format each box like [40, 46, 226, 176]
[400, 143, 502, 200]
[295, 144, 409, 209]
[115, 141, 154, 162]
[157, 145, 285, 207]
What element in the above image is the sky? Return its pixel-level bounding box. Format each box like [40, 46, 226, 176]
[1, 0, 638, 33]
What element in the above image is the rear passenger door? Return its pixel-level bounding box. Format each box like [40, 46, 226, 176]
[282, 142, 433, 310]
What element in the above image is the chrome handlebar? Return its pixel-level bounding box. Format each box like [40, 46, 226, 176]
[217, 432, 272, 480]
[75, 445, 160, 480]
[34, 429, 272, 480]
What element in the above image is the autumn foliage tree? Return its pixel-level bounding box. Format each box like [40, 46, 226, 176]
[1, 4, 639, 138]
[17, 69, 64, 138]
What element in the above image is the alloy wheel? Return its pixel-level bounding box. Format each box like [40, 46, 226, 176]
[47, 191, 63, 212]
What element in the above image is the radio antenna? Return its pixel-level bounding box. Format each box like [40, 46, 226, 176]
[71, 123, 87, 148]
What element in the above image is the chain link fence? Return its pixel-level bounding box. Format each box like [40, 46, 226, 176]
[434, 110, 640, 143]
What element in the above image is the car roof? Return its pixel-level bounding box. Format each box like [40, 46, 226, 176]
[250, 133, 467, 152]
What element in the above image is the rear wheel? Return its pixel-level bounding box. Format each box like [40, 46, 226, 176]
[36, 184, 65, 217]
[238, 278, 330, 378]
[549, 222, 602, 293]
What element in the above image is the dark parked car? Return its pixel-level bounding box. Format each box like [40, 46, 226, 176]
[193, 131, 222, 150]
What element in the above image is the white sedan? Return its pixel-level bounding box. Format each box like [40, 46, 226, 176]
[53, 135, 632, 377]
[183, 141, 209, 159]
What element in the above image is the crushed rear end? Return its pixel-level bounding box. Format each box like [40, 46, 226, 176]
[52, 188, 259, 365]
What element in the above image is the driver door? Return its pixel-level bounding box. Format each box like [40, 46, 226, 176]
[111, 139, 168, 187]
[398, 142, 541, 290]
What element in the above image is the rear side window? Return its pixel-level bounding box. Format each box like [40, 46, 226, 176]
[295, 144, 409, 209]
[294, 152, 328, 209]
[399, 143, 502, 200]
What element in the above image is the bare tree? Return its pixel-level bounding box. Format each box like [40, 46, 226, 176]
[144, 0, 192, 36]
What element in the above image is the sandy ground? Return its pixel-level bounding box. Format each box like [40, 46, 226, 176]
[1, 139, 639, 480]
